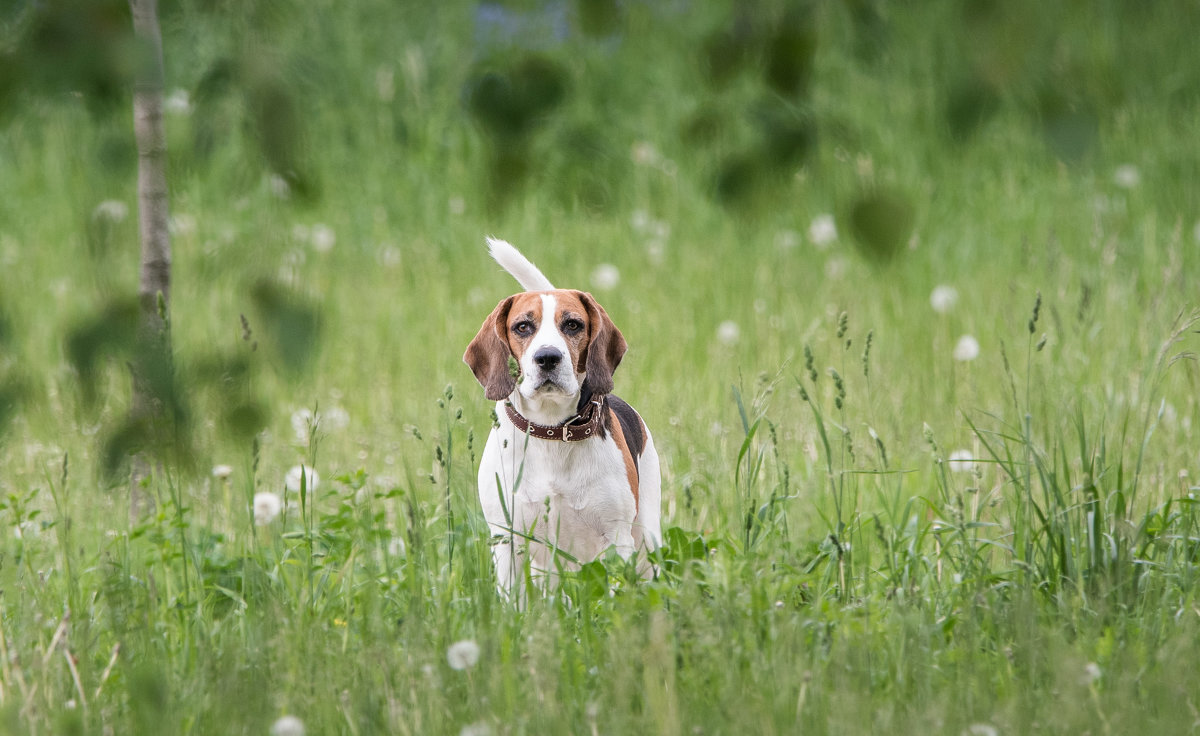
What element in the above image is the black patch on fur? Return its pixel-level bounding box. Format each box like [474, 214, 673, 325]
[607, 394, 646, 464]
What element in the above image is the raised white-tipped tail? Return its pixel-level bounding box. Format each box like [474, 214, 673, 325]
[486, 237, 555, 291]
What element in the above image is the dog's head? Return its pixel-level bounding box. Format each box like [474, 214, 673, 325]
[464, 290, 627, 402]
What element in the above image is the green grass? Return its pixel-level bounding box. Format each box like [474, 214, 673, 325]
[2, 0, 1200, 733]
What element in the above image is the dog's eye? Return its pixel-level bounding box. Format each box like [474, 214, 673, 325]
[562, 319, 583, 334]
[512, 321, 535, 337]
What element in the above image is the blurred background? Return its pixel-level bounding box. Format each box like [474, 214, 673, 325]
[1, 0, 1198, 508]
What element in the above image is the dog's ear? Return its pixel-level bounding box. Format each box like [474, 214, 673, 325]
[578, 291, 627, 396]
[464, 296, 518, 401]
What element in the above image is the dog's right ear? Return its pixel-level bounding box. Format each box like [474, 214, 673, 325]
[464, 296, 517, 401]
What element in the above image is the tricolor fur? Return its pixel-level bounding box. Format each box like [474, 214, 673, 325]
[465, 239, 662, 596]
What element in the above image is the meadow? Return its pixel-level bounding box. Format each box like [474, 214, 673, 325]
[2, 1, 1200, 733]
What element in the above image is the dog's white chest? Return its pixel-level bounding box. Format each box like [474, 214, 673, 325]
[480, 420, 636, 558]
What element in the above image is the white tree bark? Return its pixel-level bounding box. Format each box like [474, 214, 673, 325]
[129, 0, 171, 519]
[131, 0, 171, 315]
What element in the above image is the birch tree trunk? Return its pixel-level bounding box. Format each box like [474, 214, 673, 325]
[129, 0, 171, 520]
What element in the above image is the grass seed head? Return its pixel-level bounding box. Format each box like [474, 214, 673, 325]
[861, 329, 874, 377]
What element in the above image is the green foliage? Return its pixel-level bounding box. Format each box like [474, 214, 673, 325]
[1, 0, 1200, 733]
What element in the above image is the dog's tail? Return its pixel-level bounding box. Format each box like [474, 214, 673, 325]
[487, 237, 556, 291]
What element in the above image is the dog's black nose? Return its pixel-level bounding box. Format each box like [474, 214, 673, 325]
[533, 348, 562, 371]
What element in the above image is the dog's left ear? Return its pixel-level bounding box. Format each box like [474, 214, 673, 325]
[464, 296, 518, 401]
[578, 291, 627, 395]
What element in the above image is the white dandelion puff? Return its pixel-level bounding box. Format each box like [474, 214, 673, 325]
[375, 67, 395, 102]
[285, 466, 319, 494]
[269, 174, 291, 200]
[716, 321, 740, 345]
[930, 285, 959, 314]
[388, 537, 407, 557]
[212, 464, 234, 480]
[446, 639, 481, 670]
[1082, 662, 1101, 685]
[378, 245, 402, 268]
[169, 213, 197, 236]
[808, 214, 838, 248]
[253, 492, 283, 526]
[1113, 164, 1140, 189]
[92, 200, 128, 223]
[460, 722, 491, 736]
[310, 224, 336, 253]
[291, 408, 315, 444]
[460, 723, 491, 736]
[953, 334, 980, 362]
[962, 725, 998, 736]
[164, 88, 191, 115]
[270, 715, 306, 736]
[775, 229, 800, 250]
[631, 140, 660, 166]
[824, 256, 847, 280]
[323, 406, 350, 431]
[947, 450, 976, 474]
[590, 263, 621, 291]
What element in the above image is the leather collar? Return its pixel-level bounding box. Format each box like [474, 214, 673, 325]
[505, 395, 606, 442]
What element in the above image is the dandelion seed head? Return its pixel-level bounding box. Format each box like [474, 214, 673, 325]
[323, 406, 350, 431]
[253, 492, 283, 526]
[310, 224, 336, 253]
[631, 140, 660, 166]
[646, 239, 666, 265]
[947, 450, 975, 474]
[270, 715, 306, 736]
[92, 200, 128, 223]
[212, 464, 234, 480]
[808, 214, 838, 248]
[375, 66, 395, 101]
[953, 335, 980, 362]
[285, 466, 319, 494]
[775, 229, 800, 250]
[824, 256, 847, 280]
[169, 213, 197, 236]
[1113, 164, 1140, 189]
[388, 537, 407, 557]
[962, 724, 998, 736]
[460, 722, 492, 736]
[590, 263, 621, 291]
[269, 175, 291, 200]
[164, 88, 191, 115]
[447, 639, 481, 670]
[1082, 662, 1101, 685]
[716, 321, 740, 345]
[930, 285, 959, 314]
[291, 408, 315, 444]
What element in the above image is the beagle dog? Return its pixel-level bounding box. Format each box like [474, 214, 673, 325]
[464, 238, 662, 595]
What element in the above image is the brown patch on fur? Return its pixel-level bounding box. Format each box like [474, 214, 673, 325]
[464, 295, 517, 400]
[502, 292, 546, 363]
[465, 289, 627, 402]
[607, 406, 640, 511]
